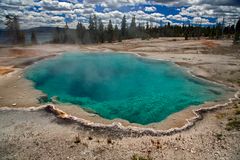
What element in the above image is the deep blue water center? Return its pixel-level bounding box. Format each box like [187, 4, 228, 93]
[25, 53, 228, 125]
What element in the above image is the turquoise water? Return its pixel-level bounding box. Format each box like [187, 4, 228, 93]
[25, 53, 228, 125]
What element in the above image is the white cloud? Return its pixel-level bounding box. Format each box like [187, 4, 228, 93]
[179, 4, 240, 25]
[144, 6, 156, 12]
[154, 0, 239, 25]
[167, 14, 188, 21]
[153, 0, 240, 7]
[39, 0, 74, 10]
[84, 0, 146, 8]
[73, 3, 84, 9]
[0, 0, 239, 29]
[2, 0, 34, 5]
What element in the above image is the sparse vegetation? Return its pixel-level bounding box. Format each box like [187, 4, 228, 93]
[215, 133, 224, 140]
[226, 118, 240, 131]
[74, 134, 81, 144]
[107, 138, 112, 144]
[37, 95, 50, 104]
[225, 101, 240, 131]
[235, 109, 240, 115]
[88, 136, 93, 140]
[131, 154, 153, 160]
[216, 112, 227, 119]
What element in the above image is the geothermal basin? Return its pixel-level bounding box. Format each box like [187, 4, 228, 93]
[25, 52, 230, 125]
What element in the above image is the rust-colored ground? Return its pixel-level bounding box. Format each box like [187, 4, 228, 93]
[0, 67, 14, 75]
[8, 48, 38, 58]
[201, 40, 219, 48]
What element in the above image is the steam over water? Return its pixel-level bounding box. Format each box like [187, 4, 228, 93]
[25, 53, 228, 125]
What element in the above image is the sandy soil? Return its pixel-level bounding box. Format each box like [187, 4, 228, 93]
[0, 38, 240, 159]
[0, 101, 240, 160]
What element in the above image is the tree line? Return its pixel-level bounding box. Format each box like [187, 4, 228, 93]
[4, 14, 240, 45]
[53, 15, 240, 44]
[4, 15, 38, 44]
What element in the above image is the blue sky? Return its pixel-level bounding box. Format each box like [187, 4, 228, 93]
[0, 0, 239, 29]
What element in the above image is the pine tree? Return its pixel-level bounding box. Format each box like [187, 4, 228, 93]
[137, 23, 141, 38]
[107, 20, 114, 43]
[53, 27, 60, 43]
[63, 22, 69, 43]
[31, 31, 37, 44]
[113, 24, 119, 42]
[216, 23, 222, 39]
[88, 15, 94, 31]
[98, 18, 104, 43]
[93, 15, 98, 30]
[184, 27, 189, 40]
[76, 22, 86, 43]
[93, 14, 99, 43]
[76, 22, 82, 42]
[234, 18, 240, 43]
[144, 22, 150, 39]
[236, 19, 240, 33]
[210, 26, 216, 39]
[88, 15, 95, 43]
[129, 16, 137, 38]
[121, 15, 127, 39]
[230, 25, 235, 34]
[5, 15, 25, 44]
[146, 22, 149, 30]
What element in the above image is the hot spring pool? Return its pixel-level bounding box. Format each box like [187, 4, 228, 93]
[25, 53, 229, 125]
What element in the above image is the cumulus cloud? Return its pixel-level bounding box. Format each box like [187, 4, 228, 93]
[84, 0, 146, 8]
[167, 14, 188, 21]
[179, 4, 240, 25]
[0, 0, 167, 29]
[191, 16, 215, 25]
[153, 0, 240, 6]
[154, 0, 239, 25]
[144, 6, 156, 12]
[0, 0, 239, 29]
[2, 0, 34, 5]
[38, 0, 74, 10]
